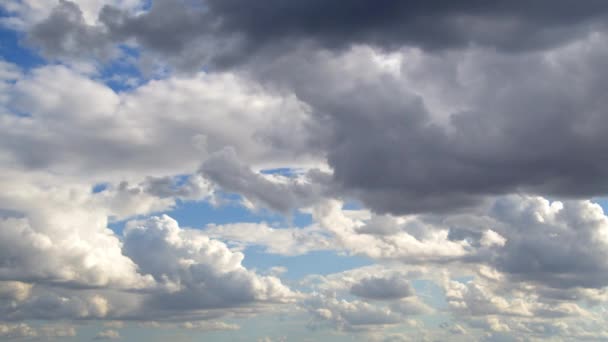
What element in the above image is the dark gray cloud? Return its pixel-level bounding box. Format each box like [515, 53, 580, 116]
[203, 0, 608, 53]
[489, 197, 608, 289]
[200, 147, 330, 214]
[28, 0, 114, 60]
[27, 0, 608, 68]
[244, 35, 608, 214]
[19, 1, 608, 216]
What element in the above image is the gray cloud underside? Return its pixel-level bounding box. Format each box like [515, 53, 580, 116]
[30, 0, 608, 66]
[18, 1, 608, 215]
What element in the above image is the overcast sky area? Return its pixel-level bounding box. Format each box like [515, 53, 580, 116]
[2, 1, 608, 341]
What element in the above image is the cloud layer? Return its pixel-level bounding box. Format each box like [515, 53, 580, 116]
[2, 0, 608, 340]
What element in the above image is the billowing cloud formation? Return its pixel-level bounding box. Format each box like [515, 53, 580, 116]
[123, 215, 294, 310]
[247, 38, 608, 214]
[0, 179, 152, 289]
[2, 63, 314, 181]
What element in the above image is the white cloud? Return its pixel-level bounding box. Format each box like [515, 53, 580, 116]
[180, 321, 240, 331]
[0, 323, 37, 339]
[312, 200, 473, 262]
[0, 180, 153, 289]
[95, 329, 121, 340]
[1, 64, 316, 183]
[122, 215, 295, 311]
[205, 222, 332, 256]
[304, 294, 404, 331]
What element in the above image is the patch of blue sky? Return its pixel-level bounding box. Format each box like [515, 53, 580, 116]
[242, 246, 372, 281]
[97, 45, 144, 92]
[342, 200, 364, 210]
[260, 167, 300, 177]
[594, 197, 608, 213]
[92, 183, 109, 194]
[107, 191, 311, 232]
[412, 279, 448, 310]
[170, 197, 275, 228]
[110, 190, 371, 280]
[0, 35, 37, 68]
[170, 193, 313, 229]
[0, 13, 44, 70]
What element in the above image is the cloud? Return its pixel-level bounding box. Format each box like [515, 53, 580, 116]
[235, 36, 608, 215]
[39, 324, 77, 338]
[0, 282, 32, 302]
[304, 295, 404, 331]
[205, 222, 332, 256]
[350, 274, 415, 300]
[3, 1, 608, 340]
[180, 321, 239, 331]
[200, 147, 328, 214]
[1, 62, 315, 183]
[0, 181, 153, 289]
[0, 323, 37, 340]
[486, 196, 608, 289]
[122, 215, 295, 311]
[27, 0, 116, 61]
[312, 200, 472, 262]
[1, 0, 142, 29]
[0, 322, 76, 340]
[95, 329, 120, 340]
[18, 1, 608, 68]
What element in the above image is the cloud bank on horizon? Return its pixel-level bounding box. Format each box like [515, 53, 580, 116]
[1, 1, 608, 341]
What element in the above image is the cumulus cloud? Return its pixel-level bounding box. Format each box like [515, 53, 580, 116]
[350, 274, 415, 300]
[0, 180, 153, 289]
[480, 196, 608, 289]
[304, 295, 404, 332]
[243, 37, 608, 215]
[122, 215, 295, 311]
[1, 63, 315, 181]
[312, 200, 473, 262]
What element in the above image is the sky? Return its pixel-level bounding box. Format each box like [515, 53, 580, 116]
[2, 1, 608, 341]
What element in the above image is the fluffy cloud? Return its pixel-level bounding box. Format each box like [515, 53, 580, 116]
[304, 295, 405, 332]
[312, 200, 473, 262]
[122, 215, 295, 311]
[1, 63, 315, 181]
[477, 196, 608, 289]
[350, 274, 415, 300]
[0, 180, 153, 289]
[242, 37, 608, 215]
